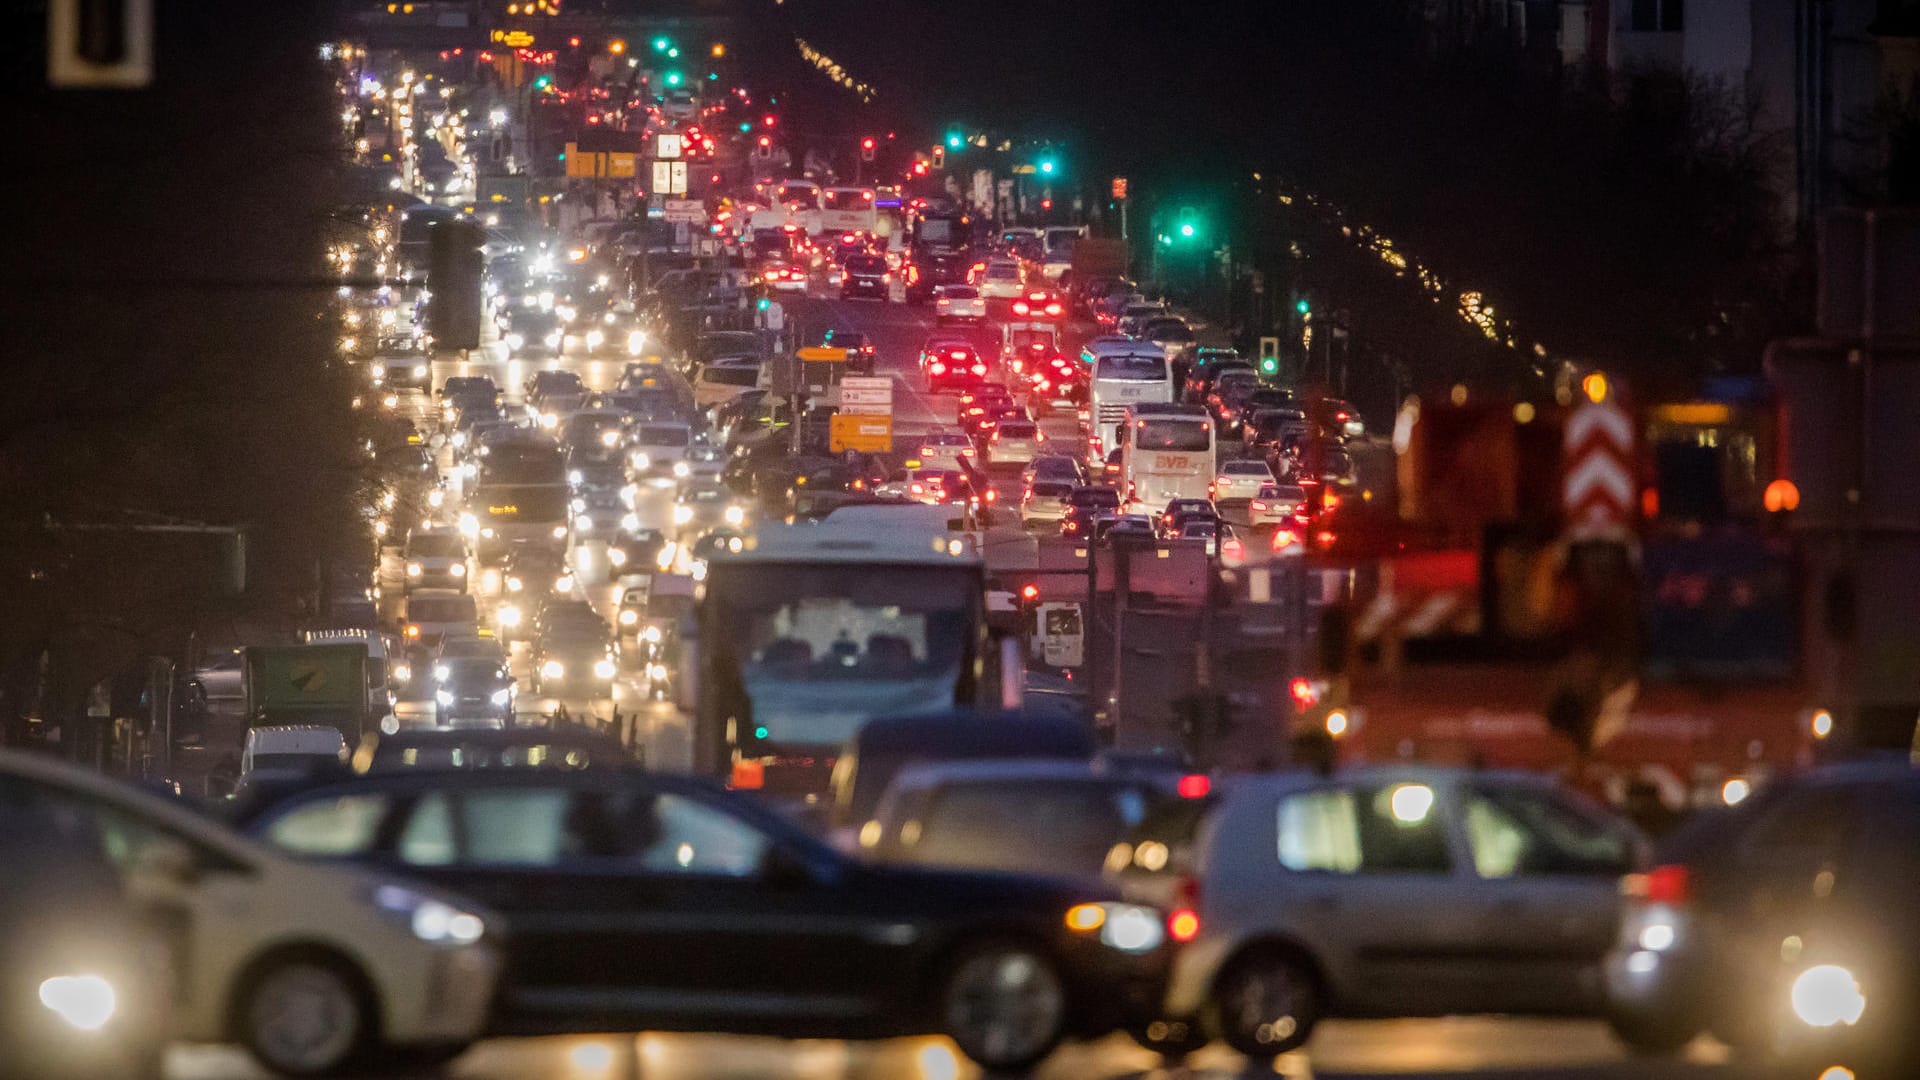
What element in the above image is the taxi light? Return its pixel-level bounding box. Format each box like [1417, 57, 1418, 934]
[731, 759, 765, 789]
[1177, 774, 1211, 799]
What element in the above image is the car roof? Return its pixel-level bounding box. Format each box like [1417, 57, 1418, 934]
[889, 757, 1171, 792]
[849, 712, 1097, 755]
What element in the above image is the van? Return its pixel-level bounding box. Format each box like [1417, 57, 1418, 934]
[301, 628, 399, 714]
[240, 725, 347, 782]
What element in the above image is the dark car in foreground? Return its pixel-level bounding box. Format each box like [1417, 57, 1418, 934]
[1605, 762, 1920, 1077]
[240, 769, 1171, 1072]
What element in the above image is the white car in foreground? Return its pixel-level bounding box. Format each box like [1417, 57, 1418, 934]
[1212, 459, 1276, 503]
[0, 751, 503, 1078]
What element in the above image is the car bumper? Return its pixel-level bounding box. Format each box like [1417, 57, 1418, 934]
[769, 280, 809, 293]
[383, 944, 504, 1043]
[843, 280, 887, 297]
[1162, 934, 1239, 1018]
[1601, 944, 1708, 1024]
[1059, 940, 1173, 1036]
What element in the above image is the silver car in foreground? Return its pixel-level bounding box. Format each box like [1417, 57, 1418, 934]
[1107, 767, 1645, 1059]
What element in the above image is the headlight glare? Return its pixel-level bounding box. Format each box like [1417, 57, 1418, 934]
[594, 658, 618, 680]
[39, 975, 116, 1031]
[490, 688, 511, 706]
[373, 884, 485, 945]
[435, 689, 454, 706]
[1791, 964, 1866, 1027]
[541, 659, 564, 679]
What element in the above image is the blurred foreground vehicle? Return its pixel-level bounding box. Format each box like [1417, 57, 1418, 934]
[0, 750, 501, 1077]
[242, 769, 1170, 1072]
[1108, 766, 1645, 1059]
[1605, 762, 1920, 1077]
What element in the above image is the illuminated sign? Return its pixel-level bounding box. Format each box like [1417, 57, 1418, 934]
[487, 504, 520, 515]
[491, 29, 536, 48]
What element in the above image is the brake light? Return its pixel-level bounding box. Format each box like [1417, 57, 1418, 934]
[1013, 301, 1030, 316]
[1252, 501, 1270, 512]
[949, 350, 968, 359]
[985, 489, 997, 502]
[961, 447, 975, 456]
[910, 483, 924, 494]
[1168, 877, 1202, 942]
[1272, 528, 1298, 550]
[930, 362, 946, 374]
[1324, 492, 1341, 511]
[1625, 865, 1692, 904]
[920, 446, 936, 456]
[1045, 302, 1062, 316]
[1177, 774, 1211, 798]
[991, 431, 1000, 442]
[1290, 677, 1317, 708]
[971, 364, 986, 375]
[1035, 431, 1046, 442]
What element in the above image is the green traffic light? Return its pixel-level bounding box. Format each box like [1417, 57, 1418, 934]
[739, 121, 752, 132]
[532, 75, 552, 90]
[1039, 159, 1055, 175]
[665, 72, 683, 86]
[652, 37, 670, 51]
[1261, 357, 1279, 374]
[1179, 223, 1195, 238]
[667, 47, 680, 58]
[946, 133, 963, 149]
[1295, 299, 1311, 315]
[754, 725, 769, 739]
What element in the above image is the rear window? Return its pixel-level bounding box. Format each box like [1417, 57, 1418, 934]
[701, 365, 760, 387]
[998, 422, 1037, 438]
[1071, 487, 1121, 508]
[940, 286, 979, 299]
[905, 780, 1158, 876]
[845, 256, 886, 273]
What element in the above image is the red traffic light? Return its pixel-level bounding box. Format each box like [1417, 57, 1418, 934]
[1020, 584, 1040, 603]
[911, 161, 928, 176]
[861, 137, 876, 150]
[762, 114, 777, 127]
[757, 135, 771, 147]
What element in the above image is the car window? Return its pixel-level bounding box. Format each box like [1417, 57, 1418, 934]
[1462, 785, 1632, 877]
[1278, 784, 1451, 874]
[640, 793, 770, 877]
[461, 788, 574, 864]
[912, 780, 1148, 874]
[398, 792, 457, 866]
[1741, 785, 1858, 865]
[265, 794, 392, 856]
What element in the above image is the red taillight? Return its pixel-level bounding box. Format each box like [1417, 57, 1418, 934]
[950, 350, 968, 359]
[1290, 677, 1317, 708]
[971, 364, 986, 375]
[985, 489, 997, 502]
[961, 447, 975, 457]
[1272, 529, 1298, 550]
[990, 431, 1001, 442]
[1177, 774, 1211, 798]
[1626, 865, 1693, 904]
[930, 362, 947, 374]
[1252, 501, 1269, 513]
[1169, 875, 1202, 942]
[1045, 303, 1062, 316]
[1013, 302, 1030, 316]
[1064, 520, 1079, 532]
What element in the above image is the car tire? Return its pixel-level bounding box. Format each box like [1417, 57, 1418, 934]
[1209, 948, 1321, 1058]
[381, 1041, 473, 1074]
[236, 954, 375, 1077]
[938, 939, 1067, 1073]
[1607, 1008, 1701, 1056]
[1127, 1018, 1210, 1061]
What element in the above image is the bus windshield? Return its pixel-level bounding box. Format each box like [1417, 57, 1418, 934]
[706, 563, 977, 748]
[1096, 356, 1168, 381]
[1134, 419, 1213, 451]
[473, 484, 570, 522]
[823, 189, 872, 210]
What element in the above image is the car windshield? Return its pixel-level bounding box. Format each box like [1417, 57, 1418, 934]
[636, 425, 691, 447]
[1260, 484, 1307, 501]
[1145, 320, 1195, 341]
[443, 659, 508, 685]
[702, 365, 761, 387]
[845, 256, 886, 273]
[408, 534, 464, 557]
[410, 596, 477, 622]
[705, 564, 977, 747]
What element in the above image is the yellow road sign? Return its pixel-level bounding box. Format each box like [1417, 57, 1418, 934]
[797, 347, 849, 362]
[830, 414, 892, 453]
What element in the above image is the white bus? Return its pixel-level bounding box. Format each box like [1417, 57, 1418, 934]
[1083, 339, 1173, 456]
[1118, 403, 1216, 512]
[819, 186, 878, 235]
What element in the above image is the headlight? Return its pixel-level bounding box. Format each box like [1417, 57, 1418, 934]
[586, 330, 605, 349]
[544, 332, 563, 348]
[393, 662, 412, 683]
[497, 604, 522, 628]
[433, 664, 450, 682]
[723, 505, 745, 526]
[622, 513, 641, 533]
[631, 452, 652, 471]
[371, 361, 387, 378]
[427, 488, 445, 508]
[451, 431, 467, 448]
[1064, 902, 1166, 954]
[642, 625, 662, 643]
[551, 524, 568, 539]
[505, 333, 524, 349]
[1791, 964, 1866, 1027]
[608, 547, 628, 567]
[594, 658, 618, 680]
[575, 515, 595, 531]
[673, 461, 691, 478]
[435, 689, 454, 706]
[413, 363, 428, 378]
[458, 513, 479, 538]
[570, 474, 585, 490]
[600, 429, 621, 448]
[619, 608, 640, 626]
[673, 504, 694, 525]
[627, 329, 646, 354]
[539, 412, 559, 429]
[39, 975, 116, 1031]
[480, 527, 496, 539]
[541, 659, 564, 679]
[555, 575, 575, 592]
[406, 562, 423, 577]
[490, 688, 511, 706]
[372, 884, 485, 945]
[449, 562, 466, 577]
[506, 575, 524, 592]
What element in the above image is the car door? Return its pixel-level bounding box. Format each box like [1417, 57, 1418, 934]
[1264, 780, 1485, 1016]
[1453, 782, 1638, 1013]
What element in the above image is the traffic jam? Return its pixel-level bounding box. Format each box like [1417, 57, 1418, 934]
[9, 3, 1917, 1080]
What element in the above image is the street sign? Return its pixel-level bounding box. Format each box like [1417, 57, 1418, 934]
[670, 161, 687, 195]
[1564, 399, 1635, 538]
[662, 198, 705, 222]
[1037, 602, 1085, 667]
[490, 29, 535, 47]
[830, 414, 892, 453]
[651, 161, 673, 194]
[1010, 164, 1037, 175]
[839, 375, 893, 415]
[796, 347, 849, 363]
[656, 133, 683, 159]
[1111, 177, 1128, 200]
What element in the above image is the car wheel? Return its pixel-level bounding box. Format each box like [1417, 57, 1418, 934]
[238, 956, 373, 1077]
[939, 940, 1067, 1073]
[1607, 1008, 1701, 1056]
[1210, 949, 1321, 1058]
[381, 1041, 473, 1074]
[1127, 1018, 1210, 1061]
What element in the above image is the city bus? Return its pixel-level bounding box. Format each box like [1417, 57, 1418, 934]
[1082, 339, 1173, 456]
[1118, 403, 1216, 512]
[773, 178, 822, 211]
[461, 434, 570, 563]
[685, 522, 988, 798]
[818, 186, 878, 236]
